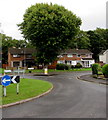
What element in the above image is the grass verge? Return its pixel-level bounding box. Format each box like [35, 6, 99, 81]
[0, 68, 91, 74]
[26, 68, 92, 73]
[1, 78, 52, 105]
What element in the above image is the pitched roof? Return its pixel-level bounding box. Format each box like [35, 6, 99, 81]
[8, 48, 92, 55]
[61, 49, 92, 54]
[99, 50, 108, 55]
[8, 48, 36, 54]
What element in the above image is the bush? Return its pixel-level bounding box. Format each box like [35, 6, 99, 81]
[92, 63, 100, 75]
[75, 63, 82, 68]
[64, 65, 70, 70]
[102, 64, 108, 78]
[56, 64, 65, 70]
[71, 65, 75, 69]
[56, 64, 70, 70]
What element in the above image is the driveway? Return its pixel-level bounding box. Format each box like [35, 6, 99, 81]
[2, 71, 106, 118]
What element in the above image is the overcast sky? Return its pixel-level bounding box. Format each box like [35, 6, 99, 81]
[0, 0, 107, 40]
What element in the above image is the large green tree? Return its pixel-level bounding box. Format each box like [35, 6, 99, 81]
[0, 33, 31, 64]
[87, 30, 102, 62]
[95, 28, 108, 50]
[18, 3, 81, 66]
[75, 30, 90, 49]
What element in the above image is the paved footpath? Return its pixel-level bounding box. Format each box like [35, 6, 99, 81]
[78, 74, 108, 85]
[2, 71, 106, 118]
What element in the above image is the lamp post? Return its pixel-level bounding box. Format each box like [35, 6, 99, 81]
[23, 43, 26, 78]
[0, 23, 3, 72]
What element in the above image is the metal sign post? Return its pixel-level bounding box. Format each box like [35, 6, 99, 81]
[1, 75, 11, 97]
[10, 76, 20, 94]
[1, 75, 20, 96]
[16, 83, 19, 94]
[3, 86, 6, 97]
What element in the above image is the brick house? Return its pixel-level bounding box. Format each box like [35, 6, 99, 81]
[8, 48, 94, 68]
[8, 48, 36, 68]
[57, 49, 95, 67]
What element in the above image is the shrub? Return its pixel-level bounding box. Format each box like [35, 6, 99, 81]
[56, 64, 65, 70]
[71, 65, 75, 69]
[56, 64, 70, 70]
[92, 63, 100, 75]
[64, 65, 70, 70]
[102, 64, 108, 78]
[75, 63, 82, 68]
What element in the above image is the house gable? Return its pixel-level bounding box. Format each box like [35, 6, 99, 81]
[99, 49, 108, 64]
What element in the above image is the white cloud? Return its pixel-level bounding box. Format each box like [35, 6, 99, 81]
[0, 0, 107, 40]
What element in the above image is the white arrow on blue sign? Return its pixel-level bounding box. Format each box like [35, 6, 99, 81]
[1, 75, 11, 86]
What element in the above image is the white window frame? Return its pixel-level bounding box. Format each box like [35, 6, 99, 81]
[67, 54, 73, 57]
[13, 54, 20, 58]
[57, 61, 63, 64]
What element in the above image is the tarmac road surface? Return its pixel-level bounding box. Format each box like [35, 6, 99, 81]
[2, 71, 106, 118]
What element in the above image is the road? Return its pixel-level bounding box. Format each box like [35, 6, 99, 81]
[2, 71, 106, 118]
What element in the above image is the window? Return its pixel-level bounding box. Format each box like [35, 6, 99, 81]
[13, 54, 20, 58]
[13, 61, 20, 67]
[77, 55, 81, 57]
[67, 54, 73, 57]
[66, 61, 71, 65]
[26, 55, 32, 58]
[57, 61, 63, 64]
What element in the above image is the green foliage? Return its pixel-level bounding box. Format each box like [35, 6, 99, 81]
[71, 65, 75, 69]
[56, 64, 65, 70]
[102, 64, 108, 78]
[69, 28, 108, 62]
[95, 28, 108, 50]
[2, 78, 52, 105]
[56, 64, 70, 70]
[75, 63, 82, 68]
[69, 30, 90, 49]
[64, 64, 70, 70]
[0, 33, 33, 64]
[18, 3, 81, 65]
[92, 63, 100, 75]
[87, 31, 102, 62]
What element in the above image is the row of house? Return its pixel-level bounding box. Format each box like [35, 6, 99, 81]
[7, 48, 95, 68]
[57, 49, 94, 67]
[0, 48, 107, 69]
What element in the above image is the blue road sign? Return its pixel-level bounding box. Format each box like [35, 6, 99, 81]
[1, 75, 11, 86]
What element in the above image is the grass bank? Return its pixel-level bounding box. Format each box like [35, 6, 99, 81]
[1, 78, 52, 105]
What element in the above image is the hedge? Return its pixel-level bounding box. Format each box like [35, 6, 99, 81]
[92, 63, 100, 75]
[102, 64, 108, 78]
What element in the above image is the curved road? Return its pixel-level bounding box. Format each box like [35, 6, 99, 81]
[3, 71, 106, 118]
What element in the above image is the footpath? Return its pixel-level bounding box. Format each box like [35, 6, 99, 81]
[78, 74, 108, 85]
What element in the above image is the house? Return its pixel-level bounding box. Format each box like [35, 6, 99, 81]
[57, 49, 95, 67]
[8, 48, 36, 68]
[99, 50, 108, 64]
[8, 48, 94, 68]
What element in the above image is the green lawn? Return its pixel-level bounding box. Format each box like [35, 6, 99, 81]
[0, 86, 2, 106]
[1, 78, 52, 105]
[26, 68, 92, 73]
[0, 68, 3, 74]
[0, 68, 92, 74]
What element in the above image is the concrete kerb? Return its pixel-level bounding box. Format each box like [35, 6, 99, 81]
[77, 76, 108, 85]
[0, 83, 54, 108]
